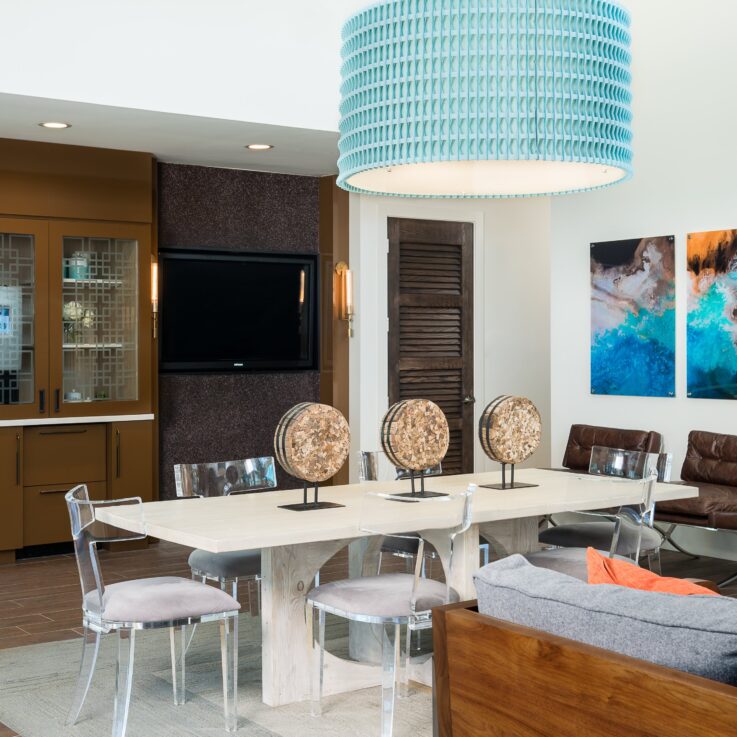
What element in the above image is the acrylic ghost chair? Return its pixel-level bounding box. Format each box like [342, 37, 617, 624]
[174, 456, 278, 605]
[359, 450, 491, 576]
[307, 483, 475, 737]
[537, 447, 664, 574]
[65, 484, 240, 737]
[527, 468, 659, 581]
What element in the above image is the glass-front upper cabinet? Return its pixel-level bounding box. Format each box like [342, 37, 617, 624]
[49, 222, 151, 417]
[0, 219, 49, 420]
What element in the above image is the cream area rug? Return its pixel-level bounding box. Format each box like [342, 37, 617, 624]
[0, 614, 432, 737]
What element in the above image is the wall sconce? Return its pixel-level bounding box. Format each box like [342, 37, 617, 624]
[335, 261, 354, 337]
[151, 257, 159, 339]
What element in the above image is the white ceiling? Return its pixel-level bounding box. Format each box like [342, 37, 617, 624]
[0, 93, 340, 177]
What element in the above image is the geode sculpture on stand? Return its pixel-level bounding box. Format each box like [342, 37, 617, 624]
[381, 398, 450, 498]
[478, 395, 542, 490]
[274, 402, 350, 510]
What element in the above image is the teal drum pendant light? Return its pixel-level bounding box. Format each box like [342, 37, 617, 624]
[338, 0, 632, 198]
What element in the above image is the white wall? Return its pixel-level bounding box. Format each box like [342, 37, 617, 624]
[0, 0, 369, 132]
[550, 0, 737, 478]
[349, 194, 551, 480]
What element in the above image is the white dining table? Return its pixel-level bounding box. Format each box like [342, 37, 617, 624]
[96, 467, 698, 707]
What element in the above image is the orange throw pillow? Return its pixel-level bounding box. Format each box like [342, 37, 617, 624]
[586, 548, 719, 596]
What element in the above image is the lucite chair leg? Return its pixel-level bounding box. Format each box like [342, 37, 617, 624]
[170, 625, 187, 705]
[220, 615, 238, 732]
[66, 624, 101, 725]
[112, 629, 135, 737]
[255, 578, 262, 615]
[310, 607, 325, 717]
[376, 551, 383, 575]
[398, 624, 411, 698]
[380, 622, 400, 737]
[646, 549, 663, 575]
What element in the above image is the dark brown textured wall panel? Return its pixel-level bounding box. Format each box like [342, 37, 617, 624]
[158, 163, 319, 252]
[159, 373, 320, 499]
[157, 163, 321, 499]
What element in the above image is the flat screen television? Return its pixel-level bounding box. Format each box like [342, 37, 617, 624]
[159, 249, 318, 372]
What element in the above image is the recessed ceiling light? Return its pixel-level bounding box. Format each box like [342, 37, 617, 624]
[245, 143, 273, 151]
[38, 121, 71, 129]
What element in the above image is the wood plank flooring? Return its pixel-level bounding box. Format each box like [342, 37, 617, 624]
[0, 542, 735, 737]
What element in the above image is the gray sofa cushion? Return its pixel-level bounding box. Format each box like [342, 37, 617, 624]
[188, 548, 261, 579]
[84, 576, 240, 624]
[539, 521, 662, 555]
[474, 555, 737, 685]
[308, 573, 458, 620]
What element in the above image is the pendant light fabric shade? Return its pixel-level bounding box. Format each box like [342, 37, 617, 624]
[337, 0, 633, 198]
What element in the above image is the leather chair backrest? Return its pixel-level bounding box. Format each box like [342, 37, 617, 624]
[562, 424, 663, 472]
[681, 430, 737, 486]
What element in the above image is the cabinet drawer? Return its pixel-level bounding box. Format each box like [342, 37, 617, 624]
[23, 481, 106, 546]
[24, 424, 106, 486]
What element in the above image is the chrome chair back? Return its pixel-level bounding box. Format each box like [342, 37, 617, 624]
[174, 455, 277, 498]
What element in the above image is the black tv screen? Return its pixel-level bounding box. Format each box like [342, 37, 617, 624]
[159, 250, 318, 372]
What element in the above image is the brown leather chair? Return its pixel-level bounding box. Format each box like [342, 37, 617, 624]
[562, 424, 664, 471]
[656, 430, 737, 532]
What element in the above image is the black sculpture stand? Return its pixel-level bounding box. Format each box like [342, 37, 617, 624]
[481, 463, 539, 491]
[279, 481, 345, 511]
[391, 470, 449, 500]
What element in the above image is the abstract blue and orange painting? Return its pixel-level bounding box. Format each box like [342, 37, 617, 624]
[687, 230, 737, 399]
[591, 236, 676, 397]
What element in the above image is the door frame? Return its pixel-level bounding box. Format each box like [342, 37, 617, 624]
[347, 198, 488, 481]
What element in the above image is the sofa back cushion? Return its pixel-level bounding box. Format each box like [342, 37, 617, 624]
[682, 430, 737, 487]
[562, 424, 663, 471]
[474, 555, 737, 685]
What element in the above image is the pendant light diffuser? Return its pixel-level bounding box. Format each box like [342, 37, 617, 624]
[338, 0, 633, 198]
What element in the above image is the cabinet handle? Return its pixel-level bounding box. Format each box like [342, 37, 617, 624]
[115, 429, 121, 479]
[39, 389, 46, 413]
[15, 434, 20, 486]
[39, 428, 87, 436]
[39, 489, 69, 495]
[54, 389, 60, 413]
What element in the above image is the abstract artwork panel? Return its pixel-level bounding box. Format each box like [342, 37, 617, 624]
[687, 230, 737, 399]
[591, 236, 676, 397]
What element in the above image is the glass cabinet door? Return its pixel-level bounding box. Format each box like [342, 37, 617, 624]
[49, 222, 151, 416]
[0, 219, 48, 419]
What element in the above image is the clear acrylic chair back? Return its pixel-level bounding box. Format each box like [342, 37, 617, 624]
[65, 484, 146, 617]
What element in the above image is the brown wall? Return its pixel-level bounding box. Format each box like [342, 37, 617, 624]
[157, 163, 321, 499]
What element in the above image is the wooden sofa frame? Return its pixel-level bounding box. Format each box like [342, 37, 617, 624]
[433, 601, 737, 737]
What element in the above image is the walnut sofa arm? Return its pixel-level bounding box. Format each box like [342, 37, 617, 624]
[432, 601, 737, 737]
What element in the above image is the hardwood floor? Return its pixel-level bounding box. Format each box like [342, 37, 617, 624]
[0, 542, 734, 737]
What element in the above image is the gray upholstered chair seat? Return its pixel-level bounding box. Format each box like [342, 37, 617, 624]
[188, 549, 261, 579]
[539, 521, 662, 555]
[525, 547, 633, 582]
[308, 573, 458, 620]
[84, 576, 240, 623]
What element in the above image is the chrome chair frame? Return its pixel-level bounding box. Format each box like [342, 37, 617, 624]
[307, 484, 475, 737]
[65, 485, 239, 737]
[175, 456, 278, 605]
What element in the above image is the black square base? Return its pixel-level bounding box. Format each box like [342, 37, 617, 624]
[479, 482, 539, 491]
[390, 491, 449, 500]
[278, 502, 345, 512]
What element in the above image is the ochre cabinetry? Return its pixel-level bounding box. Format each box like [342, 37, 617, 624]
[0, 428, 22, 560]
[0, 140, 157, 558]
[0, 420, 154, 558]
[109, 421, 154, 502]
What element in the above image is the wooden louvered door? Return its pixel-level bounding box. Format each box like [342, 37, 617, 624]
[387, 218, 474, 475]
